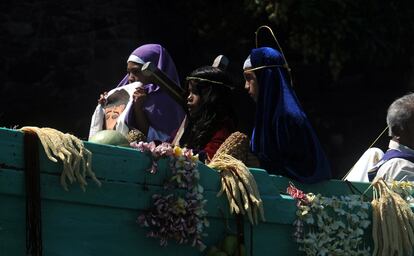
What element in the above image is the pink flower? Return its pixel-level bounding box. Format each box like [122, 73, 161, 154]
[287, 183, 306, 200]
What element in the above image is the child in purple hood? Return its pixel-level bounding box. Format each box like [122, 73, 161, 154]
[89, 44, 185, 142]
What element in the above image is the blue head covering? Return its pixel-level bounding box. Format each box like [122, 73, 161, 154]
[249, 47, 331, 183]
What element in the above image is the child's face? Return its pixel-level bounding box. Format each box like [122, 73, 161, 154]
[243, 70, 259, 102]
[127, 61, 151, 85]
[187, 81, 201, 115]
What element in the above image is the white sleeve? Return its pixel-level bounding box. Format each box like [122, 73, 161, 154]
[344, 147, 384, 182]
[88, 104, 105, 140]
[377, 159, 414, 182]
[394, 161, 414, 182]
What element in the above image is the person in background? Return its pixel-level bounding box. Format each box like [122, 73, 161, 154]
[243, 46, 332, 183]
[89, 44, 185, 142]
[368, 93, 414, 182]
[173, 65, 236, 161]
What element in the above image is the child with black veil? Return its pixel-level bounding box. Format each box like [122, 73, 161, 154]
[173, 65, 236, 162]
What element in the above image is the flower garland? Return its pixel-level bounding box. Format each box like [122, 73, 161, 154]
[287, 184, 371, 255]
[390, 180, 413, 202]
[131, 141, 208, 250]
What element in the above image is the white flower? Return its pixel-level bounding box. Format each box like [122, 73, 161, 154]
[294, 191, 370, 255]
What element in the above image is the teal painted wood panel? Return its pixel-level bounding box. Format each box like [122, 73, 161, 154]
[0, 167, 295, 226]
[0, 128, 24, 170]
[0, 194, 25, 255]
[0, 195, 232, 255]
[40, 201, 196, 256]
[2, 127, 413, 255]
[0, 128, 224, 192]
[0, 129, 276, 193]
[0, 167, 298, 255]
[251, 223, 301, 255]
[269, 172, 372, 197]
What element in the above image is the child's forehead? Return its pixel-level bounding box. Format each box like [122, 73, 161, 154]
[187, 81, 199, 92]
[188, 80, 211, 95]
[187, 80, 203, 88]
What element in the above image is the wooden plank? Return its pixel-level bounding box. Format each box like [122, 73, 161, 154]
[0, 172, 298, 255]
[0, 168, 299, 224]
[0, 197, 298, 256]
[0, 128, 272, 194]
[0, 128, 24, 170]
[248, 168, 279, 195]
[0, 168, 225, 214]
[39, 201, 199, 256]
[0, 194, 231, 255]
[6, 127, 413, 255]
[251, 222, 301, 255]
[0, 194, 25, 255]
[0, 128, 224, 191]
[271, 175, 372, 197]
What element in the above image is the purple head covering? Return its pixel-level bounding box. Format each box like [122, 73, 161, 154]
[118, 44, 185, 137]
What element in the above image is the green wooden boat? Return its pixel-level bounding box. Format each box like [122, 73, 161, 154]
[0, 127, 412, 255]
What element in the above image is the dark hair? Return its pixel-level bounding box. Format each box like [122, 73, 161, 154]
[387, 93, 414, 137]
[180, 66, 235, 150]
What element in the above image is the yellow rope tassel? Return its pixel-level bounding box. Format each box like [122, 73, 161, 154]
[208, 153, 265, 225]
[371, 179, 414, 255]
[20, 126, 101, 191]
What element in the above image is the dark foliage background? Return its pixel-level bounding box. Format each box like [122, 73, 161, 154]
[1, 0, 414, 177]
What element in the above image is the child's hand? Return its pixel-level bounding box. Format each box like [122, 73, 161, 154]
[98, 92, 108, 105]
[133, 87, 147, 108]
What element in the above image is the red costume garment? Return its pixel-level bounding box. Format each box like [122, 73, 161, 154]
[203, 119, 235, 159]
